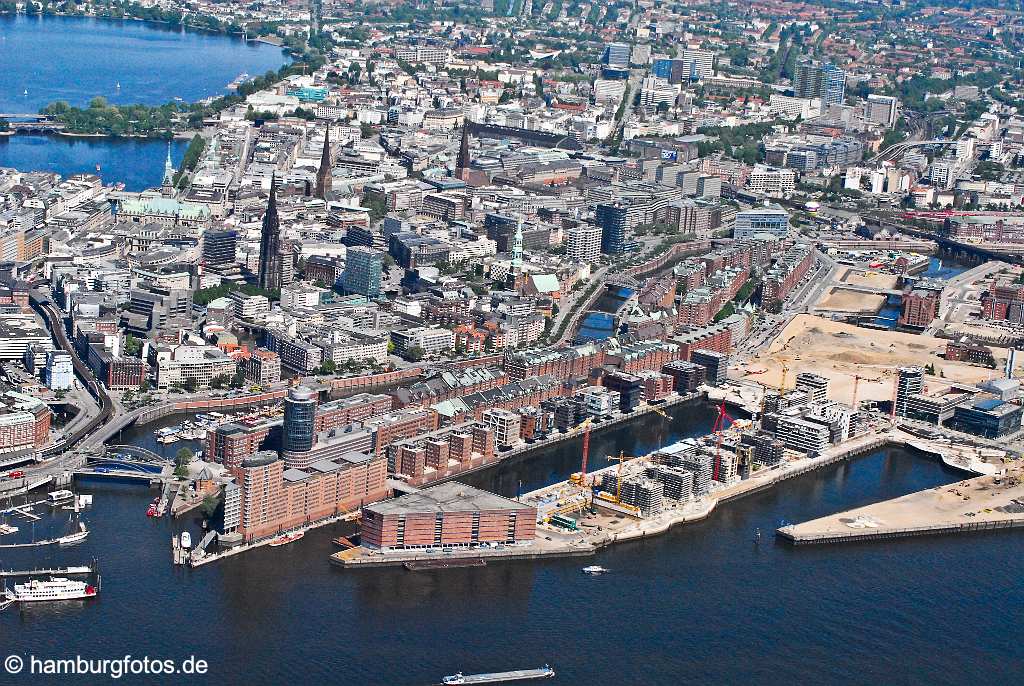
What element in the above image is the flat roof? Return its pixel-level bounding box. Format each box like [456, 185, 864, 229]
[365, 482, 527, 516]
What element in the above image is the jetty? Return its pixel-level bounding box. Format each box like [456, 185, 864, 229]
[778, 465, 1024, 545]
[0, 563, 96, 578]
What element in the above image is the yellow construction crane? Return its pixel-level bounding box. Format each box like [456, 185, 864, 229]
[606, 451, 638, 504]
[779, 361, 790, 393]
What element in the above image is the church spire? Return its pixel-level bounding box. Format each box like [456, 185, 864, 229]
[314, 124, 332, 200]
[511, 215, 524, 270]
[258, 176, 282, 291]
[455, 122, 471, 175]
[161, 142, 175, 193]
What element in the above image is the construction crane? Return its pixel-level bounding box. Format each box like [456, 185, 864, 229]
[852, 374, 861, 409]
[606, 451, 637, 504]
[779, 361, 790, 393]
[570, 417, 595, 488]
[712, 400, 733, 483]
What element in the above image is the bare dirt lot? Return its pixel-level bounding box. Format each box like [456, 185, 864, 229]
[749, 314, 1009, 405]
[838, 267, 899, 290]
[816, 288, 885, 313]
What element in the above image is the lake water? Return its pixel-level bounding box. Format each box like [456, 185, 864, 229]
[874, 255, 970, 328]
[0, 15, 285, 113]
[3, 402, 1022, 685]
[0, 15, 286, 190]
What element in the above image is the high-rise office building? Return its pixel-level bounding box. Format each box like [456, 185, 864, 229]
[341, 246, 383, 299]
[203, 229, 238, 266]
[681, 48, 714, 80]
[602, 43, 631, 68]
[596, 203, 630, 255]
[895, 367, 924, 418]
[257, 182, 282, 291]
[794, 62, 846, 107]
[283, 386, 318, 465]
[865, 94, 899, 128]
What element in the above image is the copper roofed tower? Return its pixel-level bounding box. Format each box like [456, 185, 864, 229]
[257, 177, 282, 291]
[314, 124, 332, 200]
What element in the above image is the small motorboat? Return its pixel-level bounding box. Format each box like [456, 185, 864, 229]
[581, 565, 609, 575]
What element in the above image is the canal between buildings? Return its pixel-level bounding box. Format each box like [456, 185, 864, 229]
[3, 400, 1023, 685]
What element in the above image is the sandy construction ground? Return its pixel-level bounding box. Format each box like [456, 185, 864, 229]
[784, 467, 1024, 538]
[816, 288, 885, 313]
[748, 314, 1008, 405]
[839, 267, 899, 290]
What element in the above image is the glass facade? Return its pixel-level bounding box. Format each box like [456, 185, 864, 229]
[283, 387, 317, 453]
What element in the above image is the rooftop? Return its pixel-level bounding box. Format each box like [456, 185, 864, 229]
[365, 481, 528, 516]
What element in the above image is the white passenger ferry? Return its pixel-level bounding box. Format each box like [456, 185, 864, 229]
[5, 577, 98, 602]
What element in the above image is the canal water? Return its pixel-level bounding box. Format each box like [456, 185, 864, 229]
[0, 15, 287, 190]
[3, 401, 1022, 685]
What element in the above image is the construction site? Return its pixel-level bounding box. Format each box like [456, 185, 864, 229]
[742, 314, 1019, 407]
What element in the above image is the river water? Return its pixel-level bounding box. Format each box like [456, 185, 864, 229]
[3, 401, 1022, 685]
[0, 15, 286, 190]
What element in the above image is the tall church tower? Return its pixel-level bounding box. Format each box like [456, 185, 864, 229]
[314, 125, 332, 200]
[257, 178, 282, 291]
[161, 143, 175, 195]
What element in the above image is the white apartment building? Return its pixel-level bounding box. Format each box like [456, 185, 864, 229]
[566, 225, 602, 263]
[153, 345, 238, 390]
[745, 166, 797, 197]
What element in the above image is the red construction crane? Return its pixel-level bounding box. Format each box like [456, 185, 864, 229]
[578, 417, 594, 487]
[712, 401, 733, 482]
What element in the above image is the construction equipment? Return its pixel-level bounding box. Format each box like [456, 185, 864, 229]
[712, 400, 733, 482]
[649, 406, 672, 421]
[779, 361, 790, 393]
[606, 451, 638, 504]
[852, 374, 861, 409]
[568, 417, 595, 488]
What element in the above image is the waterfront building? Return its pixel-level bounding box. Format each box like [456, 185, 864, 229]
[0, 391, 52, 454]
[895, 367, 924, 418]
[603, 371, 643, 413]
[232, 450, 388, 541]
[360, 482, 536, 552]
[691, 350, 728, 387]
[949, 397, 1022, 438]
[900, 279, 944, 329]
[481, 408, 522, 450]
[242, 348, 281, 387]
[151, 344, 237, 390]
[283, 386, 318, 466]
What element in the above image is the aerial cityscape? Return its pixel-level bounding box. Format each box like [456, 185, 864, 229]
[1, 0, 1024, 683]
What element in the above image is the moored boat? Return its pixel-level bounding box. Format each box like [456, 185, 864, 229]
[268, 531, 304, 547]
[5, 577, 97, 602]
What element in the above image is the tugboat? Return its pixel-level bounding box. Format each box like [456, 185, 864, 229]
[581, 565, 609, 575]
[180, 532, 192, 549]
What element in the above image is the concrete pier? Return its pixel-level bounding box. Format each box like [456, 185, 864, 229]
[778, 466, 1024, 545]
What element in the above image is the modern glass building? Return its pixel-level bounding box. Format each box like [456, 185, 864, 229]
[341, 246, 383, 299]
[202, 229, 238, 266]
[283, 386, 318, 458]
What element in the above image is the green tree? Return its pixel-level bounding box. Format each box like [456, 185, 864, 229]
[124, 334, 142, 357]
[405, 345, 425, 362]
[183, 378, 199, 394]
